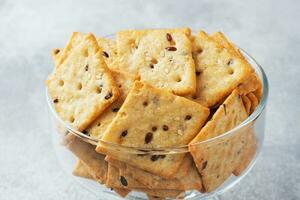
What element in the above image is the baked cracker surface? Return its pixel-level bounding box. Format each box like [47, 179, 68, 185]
[96, 81, 209, 178]
[190, 31, 255, 107]
[210, 32, 262, 99]
[115, 28, 196, 95]
[46, 33, 119, 131]
[189, 90, 255, 192]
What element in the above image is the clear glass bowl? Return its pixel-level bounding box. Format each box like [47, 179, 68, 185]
[46, 47, 269, 199]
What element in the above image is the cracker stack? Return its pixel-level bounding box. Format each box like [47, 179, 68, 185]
[46, 28, 262, 199]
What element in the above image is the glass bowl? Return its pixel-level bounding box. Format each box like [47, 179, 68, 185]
[46, 45, 269, 200]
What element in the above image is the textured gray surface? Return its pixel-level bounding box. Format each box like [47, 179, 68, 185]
[0, 0, 299, 199]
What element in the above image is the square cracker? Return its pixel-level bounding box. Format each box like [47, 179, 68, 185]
[189, 89, 256, 192]
[115, 28, 196, 95]
[72, 159, 131, 198]
[65, 135, 108, 183]
[98, 81, 209, 148]
[190, 31, 254, 107]
[106, 154, 202, 191]
[96, 81, 209, 178]
[51, 35, 135, 138]
[210, 32, 262, 99]
[51, 38, 137, 138]
[46, 33, 119, 131]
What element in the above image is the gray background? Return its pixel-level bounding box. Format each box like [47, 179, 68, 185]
[0, 0, 299, 199]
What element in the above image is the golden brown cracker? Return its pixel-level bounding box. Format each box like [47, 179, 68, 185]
[115, 28, 196, 95]
[98, 81, 209, 148]
[46, 33, 120, 131]
[210, 32, 262, 97]
[191, 31, 254, 107]
[189, 90, 250, 192]
[97, 81, 209, 178]
[51, 36, 136, 138]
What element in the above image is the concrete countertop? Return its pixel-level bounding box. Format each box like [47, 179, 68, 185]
[0, 0, 299, 199]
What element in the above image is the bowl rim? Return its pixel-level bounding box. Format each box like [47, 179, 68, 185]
[46, 42, 269, 154]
